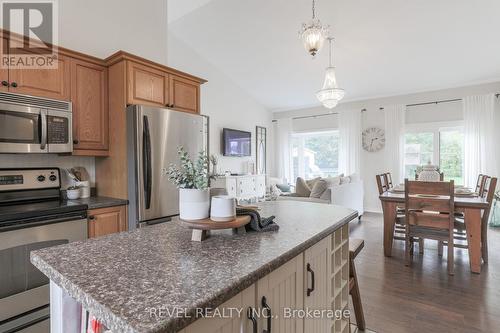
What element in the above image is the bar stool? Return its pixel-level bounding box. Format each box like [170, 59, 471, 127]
[349, 238, 365, 331]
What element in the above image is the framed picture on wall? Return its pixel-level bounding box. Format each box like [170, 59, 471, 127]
[256, 126, 267, 175]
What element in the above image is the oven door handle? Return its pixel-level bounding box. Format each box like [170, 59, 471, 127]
[0, 212, 87, 232]
[40, 111, 47, 150]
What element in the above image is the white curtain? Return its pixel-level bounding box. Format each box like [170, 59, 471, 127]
[384, 104, 406, 183]
[275, 118, 293, 184]
[463, 94, 497, 187]
[339, 109, 362, 175]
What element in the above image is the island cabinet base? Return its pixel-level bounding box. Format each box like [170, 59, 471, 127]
[179, 224, 350, 333]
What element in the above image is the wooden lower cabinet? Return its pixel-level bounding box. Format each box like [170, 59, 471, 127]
[180, 228, 350, 333]
[87, 205, 127, 238]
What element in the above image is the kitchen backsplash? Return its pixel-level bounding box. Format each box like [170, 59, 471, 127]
[0, 154, 95, 189]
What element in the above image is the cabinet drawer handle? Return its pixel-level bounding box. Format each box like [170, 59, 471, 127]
[306, 263, 315, 296]
[262, 296, 272, 333]
[1, 80, 8, 87]
[88, 215, 95, 220]
[10, 82, 17, 88]
[73, 139, 79, 145]
[247, 307, 257, 333]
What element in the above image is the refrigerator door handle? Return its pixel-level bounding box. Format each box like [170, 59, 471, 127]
[143, 115, 152, 210]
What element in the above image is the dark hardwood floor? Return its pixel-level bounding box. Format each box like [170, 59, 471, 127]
[349, 212, 500, 333]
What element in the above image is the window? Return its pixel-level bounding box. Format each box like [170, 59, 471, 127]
[404, 124, 464, 184]
[291, 130, 339, 180]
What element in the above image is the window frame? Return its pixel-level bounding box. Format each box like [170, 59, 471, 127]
[404, 120, 464, 182]
[291, 129, 340, 180]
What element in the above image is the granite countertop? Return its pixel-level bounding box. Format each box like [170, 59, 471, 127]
[71, 196, 129, 210]
[30, 201, 357, 333]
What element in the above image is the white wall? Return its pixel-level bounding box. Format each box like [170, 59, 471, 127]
[58, 0, 168, 64]
[274, 81, 500, 213]
[167, 34, 273, 175]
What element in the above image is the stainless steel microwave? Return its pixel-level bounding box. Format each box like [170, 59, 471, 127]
[0, 92, 72, 153]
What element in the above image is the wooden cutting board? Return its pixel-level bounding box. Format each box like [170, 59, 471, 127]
[180, 215, 251, 230]
[179, 215, 251, 242]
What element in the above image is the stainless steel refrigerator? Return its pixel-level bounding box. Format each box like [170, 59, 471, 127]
[126, 105, 209, 228]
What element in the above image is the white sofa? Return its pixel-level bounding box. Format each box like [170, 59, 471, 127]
[272, 178, 364, 218]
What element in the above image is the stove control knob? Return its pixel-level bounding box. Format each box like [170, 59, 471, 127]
[37, 175, 46, 182]
[49, 175, 57, 182]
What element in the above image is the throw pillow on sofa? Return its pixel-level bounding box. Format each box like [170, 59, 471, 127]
[320, 188, 331, 201]
[295, 177, 311, 197]
[310, 179, 328, 198]
[324, 174, 344, 187]
[306, 177, 321, 189]
[276, 183, 291, 193]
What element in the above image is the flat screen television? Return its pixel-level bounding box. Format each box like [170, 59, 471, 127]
[222, 128, 251, 156]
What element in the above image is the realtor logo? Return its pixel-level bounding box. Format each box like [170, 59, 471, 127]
[0, 0, 58, 69]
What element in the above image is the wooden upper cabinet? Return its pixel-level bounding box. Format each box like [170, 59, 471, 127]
[8, 53, 71, 100]
[70, 58, 109, 155]
[170, 75, 199, 114]
[126, 61, 169, 107]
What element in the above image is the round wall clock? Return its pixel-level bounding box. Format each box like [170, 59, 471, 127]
[362, 127, 385, 152]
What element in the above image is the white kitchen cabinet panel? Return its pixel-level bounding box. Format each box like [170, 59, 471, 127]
[304, 236, 331, 333]
[184, 284, 256, 333]
[257, 254, 304, 333]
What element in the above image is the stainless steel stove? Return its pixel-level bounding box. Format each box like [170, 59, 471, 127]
[0, 168, 87, 333]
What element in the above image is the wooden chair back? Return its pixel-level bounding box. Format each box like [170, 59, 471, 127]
[405, 179, 455, 231]
[384, 173, 394, 189]
[376, 173, 393, 195]
[476, 174, 486, 195]
[482, 177, 497, 221]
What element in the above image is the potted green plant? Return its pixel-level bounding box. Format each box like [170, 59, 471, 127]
[167, 147, 217, 220]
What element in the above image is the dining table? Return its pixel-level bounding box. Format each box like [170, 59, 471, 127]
[379, 190, 489, 273]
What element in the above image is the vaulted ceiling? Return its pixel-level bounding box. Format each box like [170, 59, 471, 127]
[169, 0, 500, 111]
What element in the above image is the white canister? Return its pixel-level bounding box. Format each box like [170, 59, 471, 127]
[75, 181, 90, 198]
[210, 196, 236, 222]
[179, 188, 210, 220]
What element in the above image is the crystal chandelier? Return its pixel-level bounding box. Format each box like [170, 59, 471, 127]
[316, 38, 345, 109]
[299, 0, 329, 57]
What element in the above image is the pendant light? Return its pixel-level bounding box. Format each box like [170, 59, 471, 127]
[316, 37, 345, 109]
[299, 0, 329, 57]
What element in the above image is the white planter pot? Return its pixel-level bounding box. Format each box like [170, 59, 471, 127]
[179, 188, 210, 220]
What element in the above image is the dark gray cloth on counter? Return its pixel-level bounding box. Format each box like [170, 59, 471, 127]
[236, 207, 279, 232]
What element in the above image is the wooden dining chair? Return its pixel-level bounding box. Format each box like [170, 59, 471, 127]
[349, 238, 365, 331]
[384, 172, 394, 190]
[376, 173, 390, 194]
[476, 174, 487, 196]
[377, 174, 424, 253]
[405, 179, 455, 275]
[451, 176, 497, 263]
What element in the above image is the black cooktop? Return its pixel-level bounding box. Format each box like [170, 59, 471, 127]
[0, 199, 88, 224]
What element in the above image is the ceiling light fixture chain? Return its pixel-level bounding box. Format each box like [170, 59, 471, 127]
[298, 0, 329, 57]
[316, 37, 345, 109]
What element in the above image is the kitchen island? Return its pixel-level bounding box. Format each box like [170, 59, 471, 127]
[31, 201, 357, 333]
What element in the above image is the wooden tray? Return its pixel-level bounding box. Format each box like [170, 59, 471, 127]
[180, 215, 251, 241]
